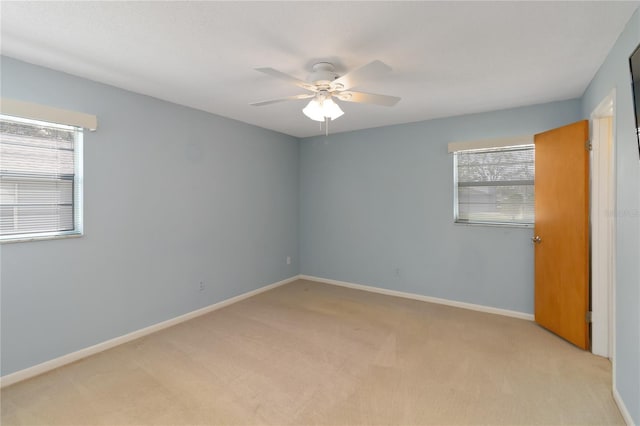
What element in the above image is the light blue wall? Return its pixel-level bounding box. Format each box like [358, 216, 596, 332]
[0, 57, 300, 376]
[581, 9, 640, 424]
[300, 100, 581, 315]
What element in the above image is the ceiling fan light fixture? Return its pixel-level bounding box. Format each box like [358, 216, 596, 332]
[302, 96, 344, 122]
[322, 97, 344, 120]
[302, 99, 325, 122]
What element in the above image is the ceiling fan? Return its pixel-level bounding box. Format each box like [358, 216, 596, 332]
[250, 60, 401, 124]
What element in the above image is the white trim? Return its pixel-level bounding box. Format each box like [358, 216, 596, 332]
[590, 90, 615, 358]
[447, 135, 533, 153]
[0, 98, 97, 131]
[0, 275, 300, 388]
[613, 387, 635, 426]
[300, 275, 534, 321]
[590, 91, 616, 359]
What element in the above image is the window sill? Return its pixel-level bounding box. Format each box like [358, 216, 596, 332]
[1, 232, 83, 244]
[454, 221, 533, 229]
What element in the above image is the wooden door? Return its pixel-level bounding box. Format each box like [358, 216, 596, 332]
[534, 120, 590, 350]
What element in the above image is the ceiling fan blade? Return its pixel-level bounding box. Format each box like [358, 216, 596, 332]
[335, 91, 400, 107]
[332, 60, 392, 90]
[249, 93, 315, 107]
[255, 67, 318, 92]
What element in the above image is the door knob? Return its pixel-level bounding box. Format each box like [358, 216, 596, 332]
[531, 236, 542, 244]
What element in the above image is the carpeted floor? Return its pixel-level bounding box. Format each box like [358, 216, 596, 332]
[0, 279, 624, 425]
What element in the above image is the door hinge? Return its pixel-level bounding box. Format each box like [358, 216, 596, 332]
[585, 311, 592, 323]
[585, 140, 592, 151]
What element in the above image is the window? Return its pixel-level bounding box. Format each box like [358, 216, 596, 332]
[0, 114, 83, 242]
[454, 145, 534, 226]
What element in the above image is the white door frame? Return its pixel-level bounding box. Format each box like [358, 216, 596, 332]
[590, 90, 616, 359]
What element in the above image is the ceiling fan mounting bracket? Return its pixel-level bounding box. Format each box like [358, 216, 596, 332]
[309, 62, 339, 87]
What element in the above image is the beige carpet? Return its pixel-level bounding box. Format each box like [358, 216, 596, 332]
[1, 279, 624, 425]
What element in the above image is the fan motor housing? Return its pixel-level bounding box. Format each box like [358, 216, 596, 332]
[309, 62, 338, 87]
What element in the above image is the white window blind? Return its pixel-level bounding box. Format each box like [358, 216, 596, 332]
[454, 145, 534, 225]
[0, 115, 83, 241]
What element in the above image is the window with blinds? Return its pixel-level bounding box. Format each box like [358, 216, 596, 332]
[454, 145, 534, 225]
[0, 115, 83, 241]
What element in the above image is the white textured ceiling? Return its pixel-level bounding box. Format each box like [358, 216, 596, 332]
[1, 1, 638, 138]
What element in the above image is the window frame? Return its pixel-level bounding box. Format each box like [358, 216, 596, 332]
[453, 144, 535, 228]
[0, 114, 84, 243]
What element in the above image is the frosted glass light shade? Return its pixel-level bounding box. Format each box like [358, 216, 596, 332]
[302, 97, 344, 122]
[322, 98, 344, 120]
[302, 99, 325, 122]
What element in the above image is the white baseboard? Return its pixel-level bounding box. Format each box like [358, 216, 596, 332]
[299, 275, 535, 321]
[613, 386, 636, 426]
[0, 275, 300, 389]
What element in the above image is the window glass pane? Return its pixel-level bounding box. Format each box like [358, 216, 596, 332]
[1, 205, 74, 235]
[1, 120, 75, 175]
[457, 147, 534, 183]
[0, 115, 81, 241]
[455, 146, 534, 225]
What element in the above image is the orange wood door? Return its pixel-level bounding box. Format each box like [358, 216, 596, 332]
[534, 120, 590, 350]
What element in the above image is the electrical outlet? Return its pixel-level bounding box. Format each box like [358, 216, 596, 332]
[199, 281, 205, 292]
[286, 256, 291, 265]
